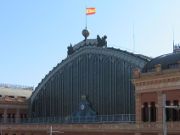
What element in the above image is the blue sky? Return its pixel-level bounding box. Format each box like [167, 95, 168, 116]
[0, 0, 180, 87]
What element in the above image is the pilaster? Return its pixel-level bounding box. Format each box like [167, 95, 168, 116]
[157, 91, 163, 123]
[135, 93, 142, 124]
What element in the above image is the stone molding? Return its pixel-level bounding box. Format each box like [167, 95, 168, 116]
[133, 69, 180, 93]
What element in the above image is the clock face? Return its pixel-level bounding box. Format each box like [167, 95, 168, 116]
[80, 104, 85, 110]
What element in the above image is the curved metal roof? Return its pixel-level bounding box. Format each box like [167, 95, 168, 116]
[142, 52, 180, 72]
[31, 41, 150, 102]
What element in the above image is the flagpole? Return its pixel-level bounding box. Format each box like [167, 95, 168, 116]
[85, 7, 96, 30]
[85, 8, 87, 29]
[85, 0, 87, 29]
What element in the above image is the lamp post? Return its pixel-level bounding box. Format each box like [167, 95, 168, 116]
[162, 94, 167, 135]
[49, 125, 64, 135]
[162, 94, 180, 135]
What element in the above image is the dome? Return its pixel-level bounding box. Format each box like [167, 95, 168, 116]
[142, 52, 180, 72]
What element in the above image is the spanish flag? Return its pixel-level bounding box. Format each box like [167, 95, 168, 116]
[86, 7, 96, 15]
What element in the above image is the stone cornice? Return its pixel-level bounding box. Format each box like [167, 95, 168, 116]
[133, 68, 180, 93]
[135, 68, 180, 80]
[135, 81, 180, 93]
[133, 69, 180, 87]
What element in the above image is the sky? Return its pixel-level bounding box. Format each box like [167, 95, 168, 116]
[1, 0, 180, 87]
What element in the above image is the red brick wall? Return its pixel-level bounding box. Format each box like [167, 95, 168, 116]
[141, 92, 157, 103]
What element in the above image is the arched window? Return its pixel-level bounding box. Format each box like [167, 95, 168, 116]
[150, 102, 156, 122]
[0, 113, 3, 123]
[166, 100, 171, 121]
[142, 102, 149, 122]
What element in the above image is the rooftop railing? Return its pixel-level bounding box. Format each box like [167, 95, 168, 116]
[0, 114, 135, 124]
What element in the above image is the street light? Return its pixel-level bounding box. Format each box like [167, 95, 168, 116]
[162, 94, 180, 135]
[49, 125, 64, 135]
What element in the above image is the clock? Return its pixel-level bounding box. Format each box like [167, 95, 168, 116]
[80, 104, 85, 110]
